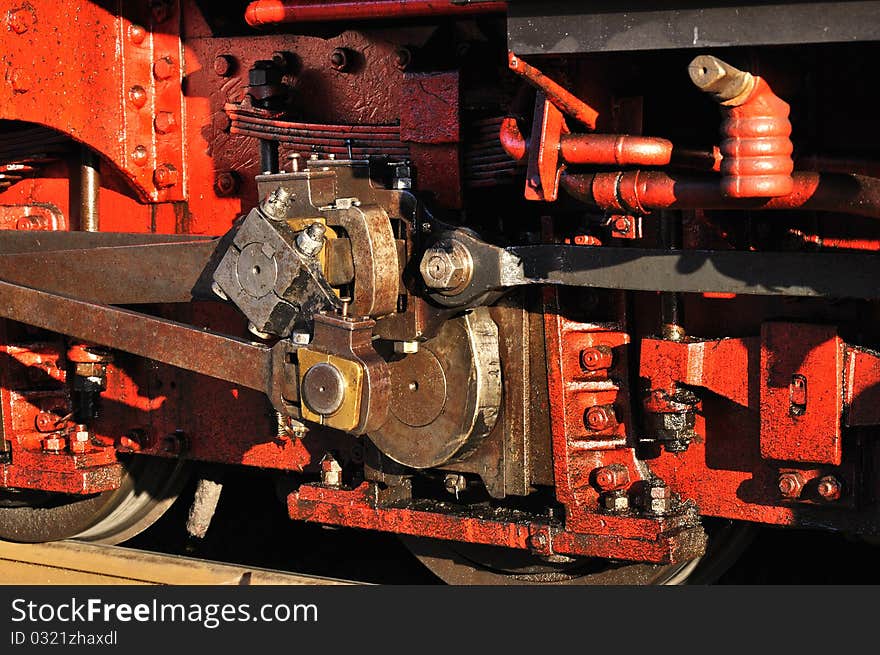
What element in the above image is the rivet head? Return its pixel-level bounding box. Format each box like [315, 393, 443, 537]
[128, 24, 147, 45]
[153, 56, 175, 80]
[131, 145, 148, 166]
[154, 111, 177, 134]
[153, 163, 178, 188]
[128, 85, 147, 108]
[213, 54, 236, 77]
[8, 8, 34, 35]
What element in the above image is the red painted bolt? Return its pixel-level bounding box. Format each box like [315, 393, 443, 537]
[69, 426, 90, 454]
[8, 8, 33, 34]
[128, 85, 147, 108]
[35, 412, 58, 432]
[817, 475, 842, 501]
[580, 345, 614, 372]
[612, 216, 632, 233]
[153, 163, 178, 188]
[154, 111, 177, 134]
[129, 24, 147, 45]
[131, 145, 148, 166]
[214, 171, 240, 197]
[584, 405, 617, 432]
[213, 54, 236, 77]
[394, 47, 412, 70]
[778, 472, 805, 499]
[153, 56, 175, 80]
[594, 464, 630, 491]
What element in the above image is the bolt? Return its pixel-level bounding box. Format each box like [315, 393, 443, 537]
[42, 434, 66, 453]
[594, 464, 630, 491]
[261, 186, 294, 220]
[153, 56, 175, 81]
[584, 405, 617, 432]
[528, 531, 549, 551]
[444, 473, 467, 497]
[394, 47, 412, 70]
[295, 222, 327, 257]
[210, 280, 228, 301]
[131, 145, 148, 166]
[643, 479, 673, 515]
[153, 163, 178, 189]
[580, 345, 613, 372]
[128, 24, 147, 45]
[16, 216, 38, 230]
[8, 8, 34, 34]
[612, 216, 631, 234]
[128, 85, 147, 108]
[602, 489, 630, 514]
[393, 341, 419, 354]
[419, 240, 472, 293]
[70, 425, 90, 453]
[329, 48, 350, 71]
[778, 472, 805, 499]
[817, 475, 842, 502]
[213, 54, 236, 77]
[154, 111, 177, 134]
[289, 152, 302, 172]
[320, 454, 343, 488]
[213, 171, 240, 197]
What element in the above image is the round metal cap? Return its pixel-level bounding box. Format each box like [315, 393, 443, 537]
[301, 363, 346, 416]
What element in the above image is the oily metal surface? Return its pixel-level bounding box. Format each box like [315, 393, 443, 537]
[369, 308, 501, 469]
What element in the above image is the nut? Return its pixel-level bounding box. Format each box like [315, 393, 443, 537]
[419, 240, 473, 293]
[444, 474, 467, 496]
[580, 346, 613, 372]
[643, 479, 673, 515]
[213, 171, 240, 197]
[594, 464, 630, 491]
[817, 475, 842, 502]
[320, 454, 343, 488]
[70, 426, 90, 453]
[584, 405, 617, 432]
[153, 56, 176, 81]
[778, 472, 805, 499]
[602, 490, 629, 514]
[42, 435, 66, 453]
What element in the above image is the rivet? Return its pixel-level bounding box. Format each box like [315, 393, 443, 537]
[128, 85, 147, 108]
[131, 145, 148, 166]
[128, 24, 147, 45]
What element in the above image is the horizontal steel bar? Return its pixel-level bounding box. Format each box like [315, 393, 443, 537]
[509, 1, 880, 55]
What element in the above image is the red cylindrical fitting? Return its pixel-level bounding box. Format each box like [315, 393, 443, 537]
[689, 55, 794, 198]
[560, 134, 673, 167]
[499, 117, 527, 161]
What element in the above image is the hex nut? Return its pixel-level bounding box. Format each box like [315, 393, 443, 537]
[419, 240, 473, 294]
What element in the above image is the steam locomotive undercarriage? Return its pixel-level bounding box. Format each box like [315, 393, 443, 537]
[1, 0, 880, 584]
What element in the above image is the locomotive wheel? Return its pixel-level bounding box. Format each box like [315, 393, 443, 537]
[403, 520, 754, 585]
[0, 455, 189, 544]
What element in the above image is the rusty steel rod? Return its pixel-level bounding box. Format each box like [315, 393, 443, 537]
[79, 148, 100, 232]
[0, 278, 272, 392]
[561, 170, 880, 219]
[245, 0, 507, 26]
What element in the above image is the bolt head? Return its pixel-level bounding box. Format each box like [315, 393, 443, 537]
[153, 163, 178, 189]
[154, 111, 177, 134]
[329, 48, 349, 71]
[419, 241, 471, 292]
[595, 464, 629, 491]
[213, 54, 236, 77]
[817, 475, 842, 501]
[603, 491, 629, 513]
[580, 346, 613, 371]
[42, 435, 66, 452]
[128, 24, 147, 44]
[153, 56, 175, 80]
[8, 9, 33, 34]
[584, 405, 616, 432]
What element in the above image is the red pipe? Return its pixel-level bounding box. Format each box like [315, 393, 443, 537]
[560, 170, 880, 219]
[498, 117, 673, 167]
[245, 0, 507, 26]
